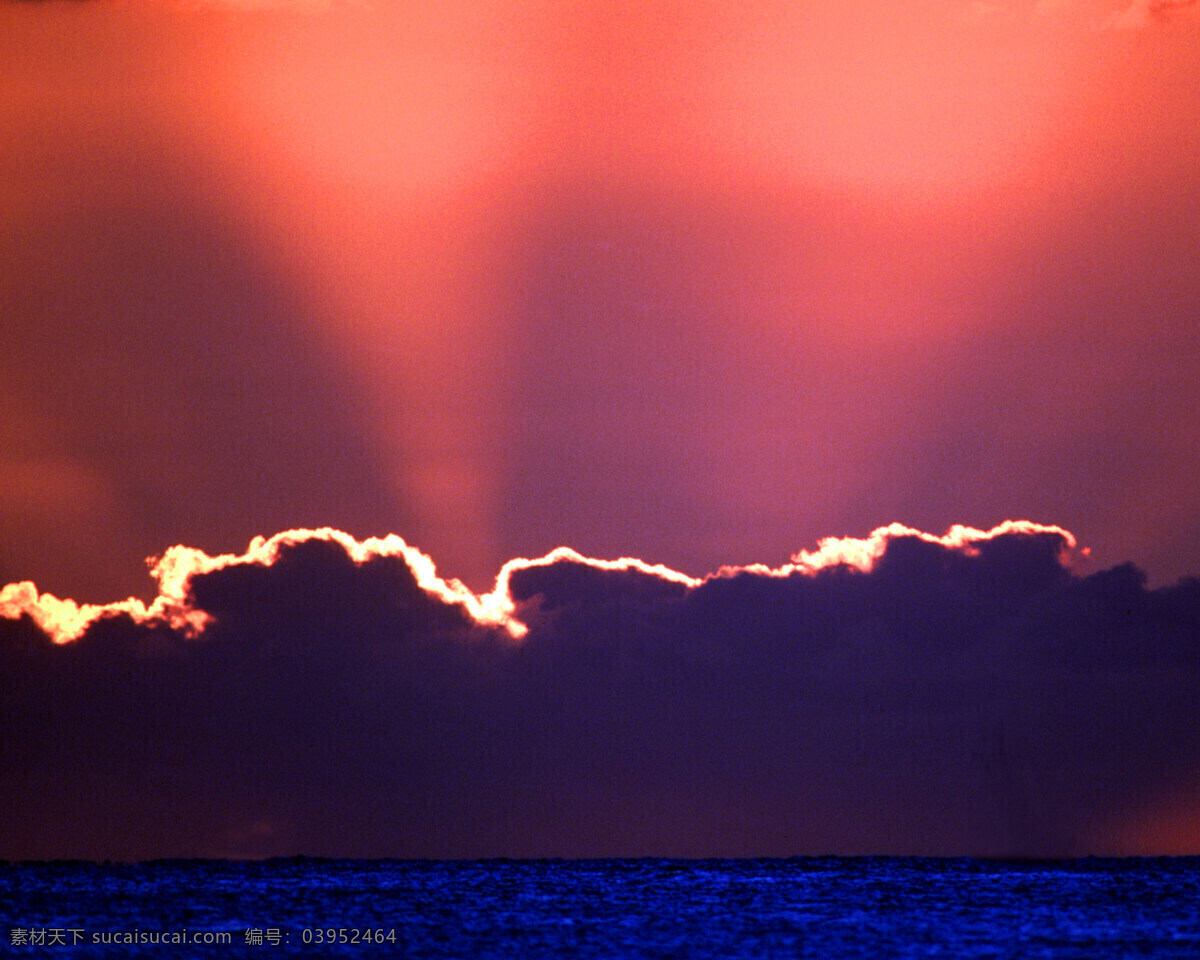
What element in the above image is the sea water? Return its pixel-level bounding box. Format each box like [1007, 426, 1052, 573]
[3, 858, 1199, 958]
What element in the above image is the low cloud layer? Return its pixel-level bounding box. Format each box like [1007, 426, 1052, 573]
[3, 523, 1199, 860]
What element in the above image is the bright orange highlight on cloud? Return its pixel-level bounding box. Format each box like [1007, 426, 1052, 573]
[0, 521, 1079, 645]
[0, 579, 205, 646]
[790, 520, 1078, 573]
[713, 520, 1078, 578]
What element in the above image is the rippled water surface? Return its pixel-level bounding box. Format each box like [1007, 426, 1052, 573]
[3, 857, 1199, 957]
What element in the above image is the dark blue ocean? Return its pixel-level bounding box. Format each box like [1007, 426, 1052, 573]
[3, 858, 1199, 958]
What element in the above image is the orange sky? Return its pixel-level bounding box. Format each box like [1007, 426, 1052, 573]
[2, 0, 1198, 596]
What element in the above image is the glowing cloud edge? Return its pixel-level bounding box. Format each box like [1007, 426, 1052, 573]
[0, 521, 1080, 645]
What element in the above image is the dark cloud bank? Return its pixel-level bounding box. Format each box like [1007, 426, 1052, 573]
[3, 525, 1200, 860]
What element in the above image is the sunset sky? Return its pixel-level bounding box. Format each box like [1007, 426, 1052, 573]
[2, 0, 1199, 859]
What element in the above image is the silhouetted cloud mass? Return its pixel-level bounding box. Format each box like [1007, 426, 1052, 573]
[3, 523, 1199, 860]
